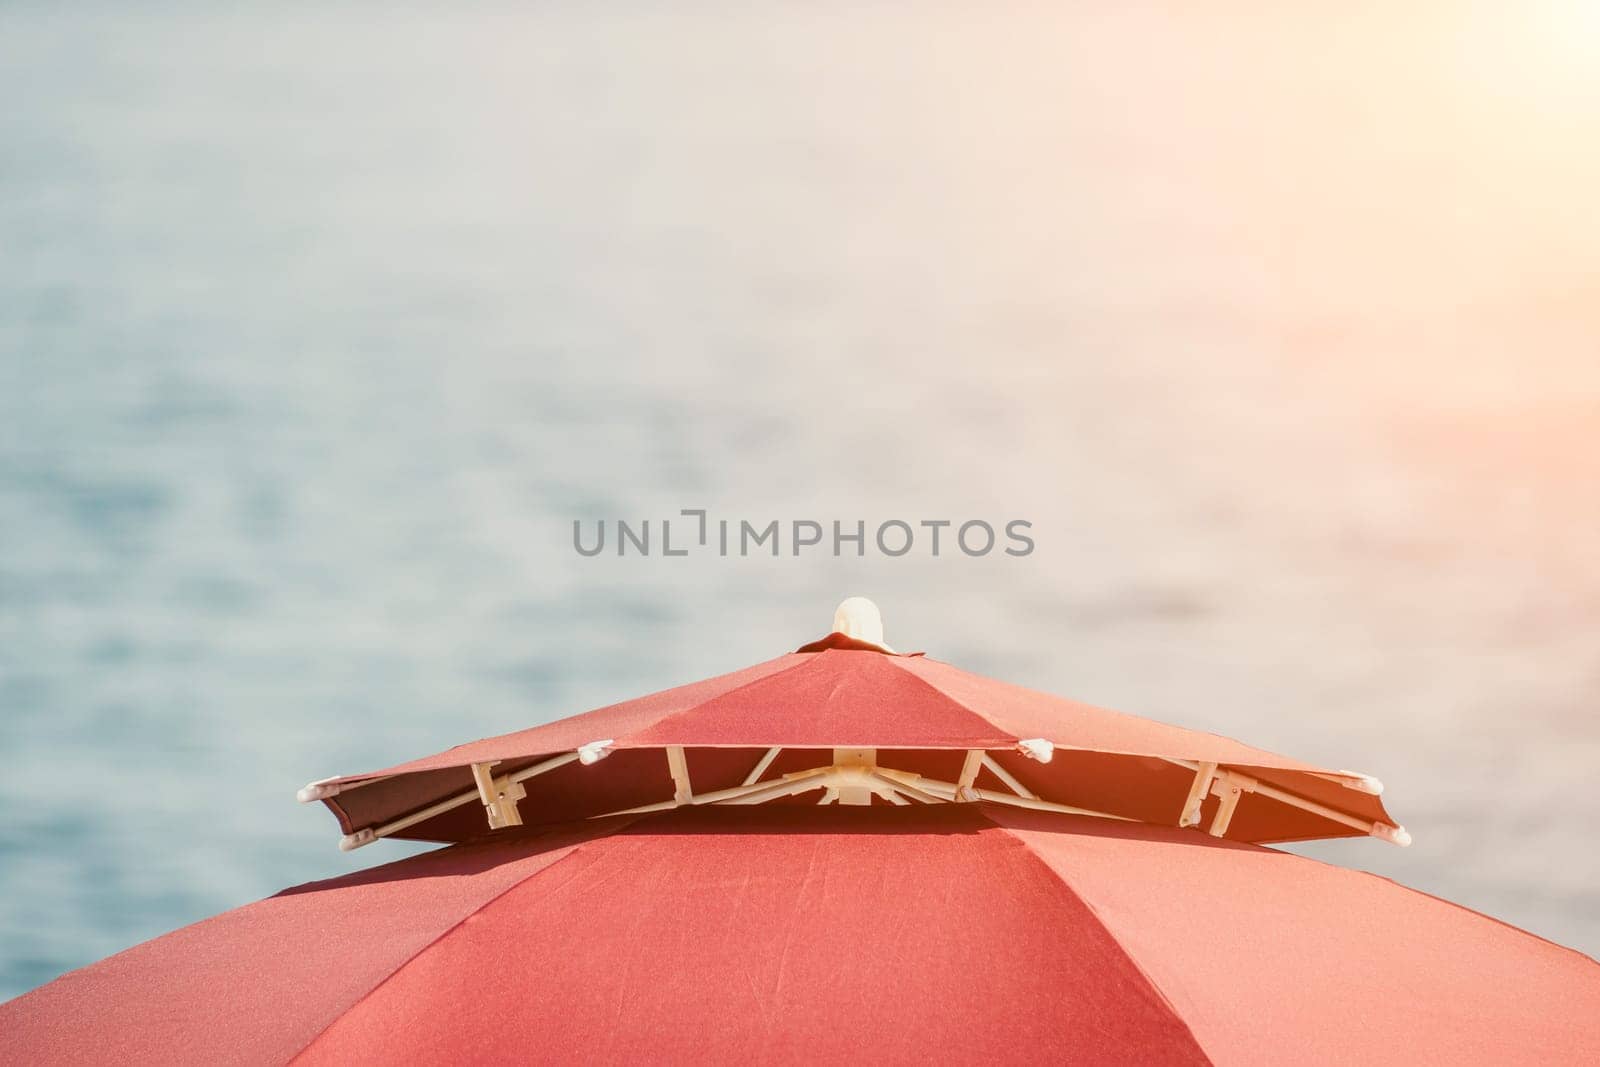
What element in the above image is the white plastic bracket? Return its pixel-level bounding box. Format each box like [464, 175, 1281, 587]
[1370, 822, 1412, 846]
[338, 828, 376, 852]
[1016, 738, 1054, 763]
[296, 777, 342, 804]
[577, 739, 615, 765]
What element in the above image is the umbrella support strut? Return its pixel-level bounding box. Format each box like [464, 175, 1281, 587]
[979, 754, 1037, 800]
[1180, 762, 1218, 828]
[743, 747, 782, 786]
[956, 750, 984, 801]
[666, 746, 694, 803]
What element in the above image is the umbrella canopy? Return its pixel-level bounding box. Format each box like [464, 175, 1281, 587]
[301, 600, 1406, 852]
[4, 805, 1598, 1065]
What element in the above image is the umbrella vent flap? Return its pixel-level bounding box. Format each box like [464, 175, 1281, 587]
[302, 599, 1407, 853]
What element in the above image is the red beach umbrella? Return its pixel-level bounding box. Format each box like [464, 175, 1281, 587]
[4, 599, 1597, 1066]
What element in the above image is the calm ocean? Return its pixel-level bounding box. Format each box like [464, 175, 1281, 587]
[3, 2, 1597, 997]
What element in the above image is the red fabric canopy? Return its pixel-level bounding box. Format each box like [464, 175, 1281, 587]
[5, 805, 1596, 1065]
[309, 641, 1399, 846]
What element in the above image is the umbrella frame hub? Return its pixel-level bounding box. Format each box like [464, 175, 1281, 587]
[596, 742, 1121, 818]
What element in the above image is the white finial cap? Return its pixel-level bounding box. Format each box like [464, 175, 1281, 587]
[833, 597, 889, 649]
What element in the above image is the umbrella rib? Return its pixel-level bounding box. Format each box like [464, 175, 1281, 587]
[601, 767, 834, 817]
[1156, 757, 1410, 846]
[969, 806, 1220, 1064]
[975, 787, 1126, 819]
[604, 798, 681, 817]
[964, 787, 1137, 821]
[717, 768, 833, 805]
[867, 771, 944, 805]
[875, 767, 1133, 821]
[876, 768, 957, 798]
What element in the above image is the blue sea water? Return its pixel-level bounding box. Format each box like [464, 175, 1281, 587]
[3, 2, 1598, 998]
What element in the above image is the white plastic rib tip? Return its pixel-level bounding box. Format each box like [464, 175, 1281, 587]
[1338, 771, 1385, 796]
[1016, 738, 1054, 763]
[577, 739, 615, 765]
[833, 597, 893, 651]
[1370, 823, 1412, 847]
[296, 779, 341, 804]
[339, 828, 377, 852]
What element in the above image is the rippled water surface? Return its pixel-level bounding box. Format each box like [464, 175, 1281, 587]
[3, 2, 1599, 998]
